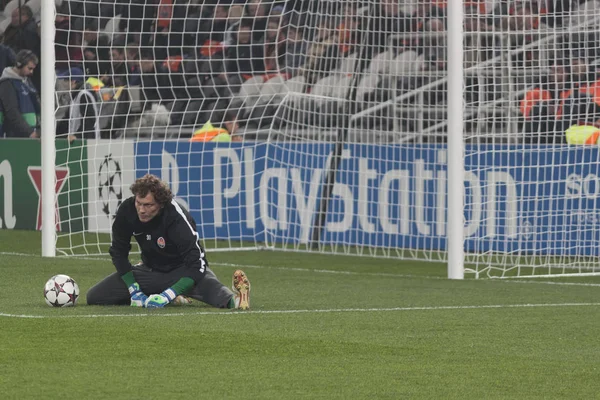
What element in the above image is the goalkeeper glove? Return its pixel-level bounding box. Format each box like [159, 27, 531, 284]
[144, 288, 177, 308]
[128, 282, 148, 307]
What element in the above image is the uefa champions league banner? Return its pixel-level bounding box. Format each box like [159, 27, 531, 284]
[119, 142, 600, 256]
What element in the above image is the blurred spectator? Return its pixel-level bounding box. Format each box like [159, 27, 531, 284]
[492, 2, 549, 69]
[150, 0, 190, 60]
[261, 17, 286, 74]
[0, 49, 40, 138]
[222, 4, 247, 46]
[1, 5, 41, 91]
[80, 18, 100, 48]
[57, 67, 86, 91]
[1, 5, 40, 55]
[519, 58, 592, 143]
[0, 44, 15, 73]
[83, 34, 112, 78]
[55, 67, 86, 141]
[102, 37, 140, 87]
[543, 0, 573, 28]
[337, 2, 360, 56]
[367, 0, 413, 59]
[561, 61, 600, 127]
[225, 18, 265, 81]
[245, 0, 269, 41]
[104, 39, 127, 86]
[298, 15, 339, 85]
[139, 48, 187, 110]
[282, 16, 308, 77]
[55, 6, 83, 71]
[117, 0, 157, 46]
[495, 1, 549, 38]
[197, 3, 231, 45]
[125, 45, 142, 85]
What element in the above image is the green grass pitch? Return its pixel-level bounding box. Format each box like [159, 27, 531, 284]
[1, 230, 600, 399]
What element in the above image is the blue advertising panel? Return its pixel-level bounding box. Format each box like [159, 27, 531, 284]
[133, 142, 600, 256]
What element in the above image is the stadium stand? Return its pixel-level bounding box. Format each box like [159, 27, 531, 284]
[0, 0, 599, 143]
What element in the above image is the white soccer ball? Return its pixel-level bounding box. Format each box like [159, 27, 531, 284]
[44, 274, 80, 307]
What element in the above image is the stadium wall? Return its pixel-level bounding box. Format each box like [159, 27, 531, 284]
[2, 139, 600, 256]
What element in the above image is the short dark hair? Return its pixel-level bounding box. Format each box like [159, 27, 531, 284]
[15, 49, 38, 68]
[239, 17, 254, 30]
[17, 5, 33, 21]
[130, 174, 173, 206]
[140, 48, 155, 60]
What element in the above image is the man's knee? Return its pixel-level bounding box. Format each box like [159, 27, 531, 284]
[86, 283, 103, 305]
[86, 277, 129, 305]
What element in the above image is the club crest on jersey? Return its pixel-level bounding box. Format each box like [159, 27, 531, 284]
[157, 237, 166, 248]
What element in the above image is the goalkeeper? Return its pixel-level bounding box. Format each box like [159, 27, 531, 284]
[86, 174, 250, 310]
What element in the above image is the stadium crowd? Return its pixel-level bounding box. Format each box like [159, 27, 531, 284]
[0, 0, 598, 143]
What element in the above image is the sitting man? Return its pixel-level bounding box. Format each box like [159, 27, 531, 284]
[87, 174, 250, 310]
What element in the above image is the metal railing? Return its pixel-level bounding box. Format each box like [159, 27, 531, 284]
[349, 14, 600, 143]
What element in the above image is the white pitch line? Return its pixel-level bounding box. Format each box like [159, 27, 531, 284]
[3, 252, 600, 287]
[1, 302, 600, 319]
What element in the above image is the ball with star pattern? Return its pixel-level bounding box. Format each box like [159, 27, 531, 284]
[44, 275, 80, 307]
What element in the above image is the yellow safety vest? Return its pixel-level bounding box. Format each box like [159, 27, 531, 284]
[565, 125, 600, 145]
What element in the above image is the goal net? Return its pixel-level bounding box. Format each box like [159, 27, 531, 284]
[37, 0, 600, 277]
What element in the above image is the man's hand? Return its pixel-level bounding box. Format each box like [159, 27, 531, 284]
[144, 289, 176, 308]
[128, 282, 148, 307]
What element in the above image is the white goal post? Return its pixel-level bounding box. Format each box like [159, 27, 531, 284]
[32, 0, 600, 279]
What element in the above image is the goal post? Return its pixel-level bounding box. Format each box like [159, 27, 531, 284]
[41, 0, 56, 257]
[446, 0, 464, 280]
[36, 0, 600, 278]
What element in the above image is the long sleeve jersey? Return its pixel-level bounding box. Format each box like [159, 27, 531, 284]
[109, 196, 208, 283]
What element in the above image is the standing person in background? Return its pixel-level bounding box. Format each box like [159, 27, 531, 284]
[0, 50, 40, 138]
[87, 174, 251, 310]
[1, 5, 41, 92]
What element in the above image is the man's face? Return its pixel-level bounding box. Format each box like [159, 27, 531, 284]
[18, 61, 36, 78]
[135, 193, 161, 223]
[11, 8, 28, 27]
[286, 27, 300, 42]
[111, 49, 125, 64]
[549, 65, 566, 86]
[84, 49, 96, 60]
[83, 29, 98, 43]
[248, 0, 265, 17]
[238, 27, 251, 44]
[266, 21, 279, 41]
[140, 59, 154, 73]
[225, 119, 239, 135]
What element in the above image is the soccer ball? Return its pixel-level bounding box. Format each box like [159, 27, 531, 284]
[44, 274, 80, 307]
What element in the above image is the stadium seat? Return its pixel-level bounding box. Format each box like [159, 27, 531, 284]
[3, 0, 19, 18]
[237, 75, 265, 108]
[103, 14, 122, 40]
[311, 74, 343, 104]
[309, 74, 349, 127]
[259, 75, 288, 100]
[388, 50, 421, 77]
[569, 1, 600, 25]
[25, 0, 41, 15]
[285, 75, 306, 94]
[331, 75, 353, 100]
[356, 74, 380, 103]
[336, 52, 359, 76]
[367, 50, 394, 75]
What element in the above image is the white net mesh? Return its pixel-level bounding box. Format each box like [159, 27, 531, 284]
[0, 0, 596, 277]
